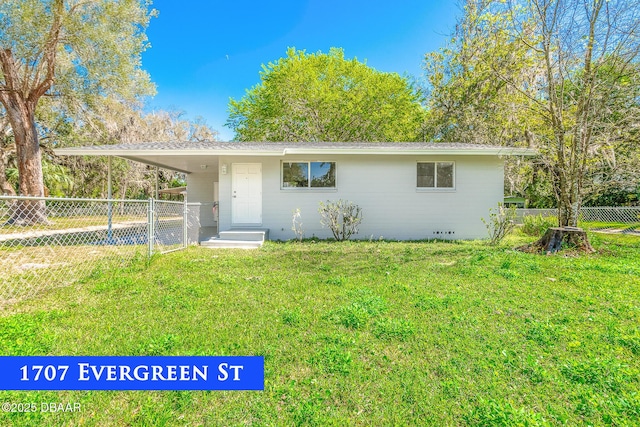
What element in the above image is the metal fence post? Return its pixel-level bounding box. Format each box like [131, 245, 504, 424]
[107, 199, 113, 243]
[107, 156, 113, 242]
[147, 197, 155, 257]
[183, 193, 188, 249]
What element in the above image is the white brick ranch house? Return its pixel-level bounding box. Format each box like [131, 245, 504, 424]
[55, 142, 536, 245]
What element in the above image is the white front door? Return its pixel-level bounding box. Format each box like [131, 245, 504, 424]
[232, 163, 262, 225]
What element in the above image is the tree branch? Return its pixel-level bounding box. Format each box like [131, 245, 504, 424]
[28, 0, 64, 103]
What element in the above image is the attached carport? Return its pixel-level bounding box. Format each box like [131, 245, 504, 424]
[55, 142, 224, 244]
[54, 142, 286, 245]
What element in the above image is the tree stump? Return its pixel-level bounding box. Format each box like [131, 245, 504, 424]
[519, 227, 595, 254]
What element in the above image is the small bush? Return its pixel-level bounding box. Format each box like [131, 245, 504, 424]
[318, 199, 362, 241]
[482, 203, 517, 245]
[291, 208, 304, 242]
[522, 214, 556, 236]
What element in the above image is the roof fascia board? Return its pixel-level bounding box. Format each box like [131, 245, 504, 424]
[282, 148, 537, 156]
[54, 148, 285, 157]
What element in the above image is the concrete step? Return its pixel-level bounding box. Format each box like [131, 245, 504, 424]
[218, 229, 269, 242]
[200, 238, 263, 249]
[199, 228, 269, 249]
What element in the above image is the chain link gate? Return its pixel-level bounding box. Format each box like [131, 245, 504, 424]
[0, 196, 188, 305]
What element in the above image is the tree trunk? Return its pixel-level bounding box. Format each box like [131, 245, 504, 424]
[0, 144, 18, 225]
[558, 197, 580, 227]
[0, 146, 17, 197]
[0, 2, 63, 224]
[518, 227, 595, 254]
[2, 96, 47, 225]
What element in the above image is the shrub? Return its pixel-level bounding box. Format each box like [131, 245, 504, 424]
[291, 208, 304, 242]
[522, 214, 556, 237]
[482, 203, 517, 245]
[318, 199, 363, 241]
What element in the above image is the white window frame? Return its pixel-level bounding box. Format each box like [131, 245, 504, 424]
[281, 161, 337, 190]
[416, 161, 456, 190]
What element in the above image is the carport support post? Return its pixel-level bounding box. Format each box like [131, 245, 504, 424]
[147, 197, 155, 257]
[183, 193, 188, 248]
[107, 156, 113, 242]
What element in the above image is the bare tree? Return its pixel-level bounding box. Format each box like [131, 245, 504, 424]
[507, 0, 640, 227]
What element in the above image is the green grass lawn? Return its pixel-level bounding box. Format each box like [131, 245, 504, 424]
[1, 233, 639, 426]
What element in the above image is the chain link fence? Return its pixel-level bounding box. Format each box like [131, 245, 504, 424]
[0, 196, 189, 305]
[516, 207, 640, 233]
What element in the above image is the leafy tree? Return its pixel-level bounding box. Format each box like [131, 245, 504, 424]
[423, 2, 541, 147]
[512, 0, 640, 225]
[0, 0, 156, 223]
[3, 94, 220, 200]
[423, 2, 553, 207]
[6, 160, 73, 197]
[424, 0, 640, 222]
[578, 60, 640, 206]
[227, 48, 425, 142]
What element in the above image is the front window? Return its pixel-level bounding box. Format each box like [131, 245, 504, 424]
[283, 162, 336, 188]
[417, 162, 454, 189]
[283, 162, 309, 187]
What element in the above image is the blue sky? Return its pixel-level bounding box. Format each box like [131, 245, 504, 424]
[142, 1, 460, 141]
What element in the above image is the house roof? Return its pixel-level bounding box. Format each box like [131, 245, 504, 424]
[56, 141, 536, 155]
[54, 141, 537, 174]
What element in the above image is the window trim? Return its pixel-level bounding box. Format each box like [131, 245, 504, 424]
[416, 161, 456, 191]
[281, 160, 338, 190]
